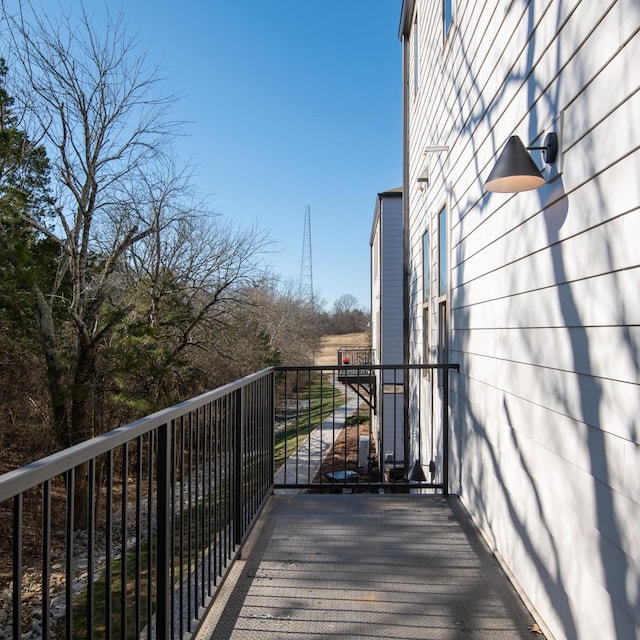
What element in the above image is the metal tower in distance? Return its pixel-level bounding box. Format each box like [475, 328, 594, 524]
[299, 204, 314, 305]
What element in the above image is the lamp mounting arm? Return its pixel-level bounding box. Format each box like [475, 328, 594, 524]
[526, 132, 558, 165]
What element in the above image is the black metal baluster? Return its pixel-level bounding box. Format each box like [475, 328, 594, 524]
[206, 403, 213, 595]
[245, 386, 250, 529]
[13, 493, 23, 640]
[156, 422, 171, 640]
[135, 435, 142, 637]
[65, 468, 74, 639]
[170, 419, 177, 637]
[178, 416, 185, 639]
[246, 385, 252, 528]
[105, 451, 113, 640]
[201, 406, 207, 606]
[87, 458, 95, 639]
[331, 368, 337, 482]
[187, 412, 193, 631]
[147, 430, 154, 640]
[195, 410, 200, 615]
[222, 396, 228, 569]
[269, 371, 275, 490]
[342, 369, 348, 484]
[120, 443, 128, 639]
[234, 386, 243, 547]
[443, 364, 450, 496]
[214, 398, 220, 584]
[42, 480, 51, 640]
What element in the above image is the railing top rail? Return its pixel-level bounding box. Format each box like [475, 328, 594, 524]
[0, 362, 461, 501]
[276, 363, 460, 372]
[0, 367, 275, 502]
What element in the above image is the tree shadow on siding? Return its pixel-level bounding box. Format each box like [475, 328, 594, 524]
[446, 1, 638, 638]
[540, 179, 635, 639]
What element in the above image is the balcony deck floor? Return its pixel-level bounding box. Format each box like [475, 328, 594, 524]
[196, 493, 542, 639]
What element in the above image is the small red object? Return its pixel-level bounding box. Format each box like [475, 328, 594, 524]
[342, 357, 350, 364]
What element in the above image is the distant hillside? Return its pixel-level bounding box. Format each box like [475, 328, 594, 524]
[314, 333, 370, 365]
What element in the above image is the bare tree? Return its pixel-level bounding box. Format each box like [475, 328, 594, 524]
[255, 278, 322, 364]
[329, 293, 369, 335]
[114, 161, 275, 404]
[333, 293, 359, 314]
[2, 1, 179, 452]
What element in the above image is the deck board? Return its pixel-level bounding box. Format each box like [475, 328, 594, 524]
[196, 494, 542, 639]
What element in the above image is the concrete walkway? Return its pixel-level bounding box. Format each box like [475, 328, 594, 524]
[196, 494, 543, 639]
[274, 379, 361, 488]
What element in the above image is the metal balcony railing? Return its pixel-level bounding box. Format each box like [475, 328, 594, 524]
[0, 362, 458, 639]
[336, 345, 375, 366]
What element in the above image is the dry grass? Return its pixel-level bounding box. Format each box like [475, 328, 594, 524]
[314, 332, 370, 365]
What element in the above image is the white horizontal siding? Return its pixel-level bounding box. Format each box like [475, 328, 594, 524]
[452, 349, 639, 440]
[405, 0, 640, 638]
[453, 389, 640, 640]
[454, 324, 640, 385]
[452, 196, 640, 307]
[370, 207, 382, 361]
[451, 368, 638, 496]
[379, 194, 404, 365]
[381, 392, 405, 461]
[452, 267, 640, 329]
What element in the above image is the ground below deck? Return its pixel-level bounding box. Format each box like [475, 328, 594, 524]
[197, 494, 543, 640]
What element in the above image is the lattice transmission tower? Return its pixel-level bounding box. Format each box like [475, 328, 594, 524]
[299, 204, 314, 305]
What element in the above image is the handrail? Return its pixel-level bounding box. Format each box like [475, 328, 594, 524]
[0, 362, 459, 639]
[0, 367, 276, 639]
[0, 367, 275, 502]
[272, 363, 459, 492]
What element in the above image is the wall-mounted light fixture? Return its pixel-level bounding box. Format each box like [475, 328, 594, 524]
[405, 459, 426, 482]
[484, 132, 558, 193]
[417, 146, 450, 188]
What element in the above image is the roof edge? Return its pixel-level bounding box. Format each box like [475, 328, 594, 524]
[399, 0, 415, 39]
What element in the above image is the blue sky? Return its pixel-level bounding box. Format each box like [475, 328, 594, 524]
[12, 1, 404, 310]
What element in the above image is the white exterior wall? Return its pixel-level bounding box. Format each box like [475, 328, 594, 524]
[379, 193, 404, 366]
[371, 190, 404, 366]
[370, 190, 405, 463]
[380, 390, 405, 463]
[401, 2, 640, 639]
[371, 204, 381, 362]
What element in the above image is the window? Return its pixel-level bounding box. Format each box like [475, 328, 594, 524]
[438, 207, 448, 386]
[413, 14, 419, 92]
[438, 207, 447, 296]
[423, 230, 430, 302]
[443, 0, 453, 40]
[438, 301, 448, 386]
[422, 231, 430, 373]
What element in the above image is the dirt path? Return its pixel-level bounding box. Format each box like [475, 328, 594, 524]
[311, 333, 374, 485]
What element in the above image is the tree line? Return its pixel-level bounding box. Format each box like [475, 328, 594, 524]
[0, 2, 368, 473]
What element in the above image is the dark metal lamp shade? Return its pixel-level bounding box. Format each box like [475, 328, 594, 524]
[484, 135, 546, 193]
[406, 459, 426, 482]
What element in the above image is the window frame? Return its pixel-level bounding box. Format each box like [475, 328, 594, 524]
[438, 206, 448, 298]
[423, 229, 430, 303]
[413, 12, 419, 94]
[437, 205, 449, 387]
[422, 229, 430, 375]
[443, 0, 454, 42]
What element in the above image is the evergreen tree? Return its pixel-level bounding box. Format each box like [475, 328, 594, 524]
[0, 57, 54, 332]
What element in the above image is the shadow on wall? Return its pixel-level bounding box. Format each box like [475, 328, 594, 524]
[452, 3, 640, 640]
[542, 167, 634, 640]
